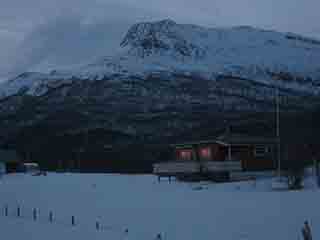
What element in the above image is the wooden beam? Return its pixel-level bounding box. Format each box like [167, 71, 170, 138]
[228, 145, 232, 161]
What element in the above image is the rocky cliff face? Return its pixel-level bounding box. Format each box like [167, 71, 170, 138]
[0, 19, 320, 144]
[120, 19, 207, 59]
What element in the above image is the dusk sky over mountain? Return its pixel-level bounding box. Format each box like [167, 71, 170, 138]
[0, 0, 319, 82]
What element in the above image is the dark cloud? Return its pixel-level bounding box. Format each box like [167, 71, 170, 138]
[0, 0, 319, 81]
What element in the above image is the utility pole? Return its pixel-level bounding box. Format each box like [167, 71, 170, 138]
[275, 79, 281, 179]
[317, 159, 320, 187]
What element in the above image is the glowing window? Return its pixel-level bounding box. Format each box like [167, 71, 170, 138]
[179, 150, 193, 161]
[200, 147, 211, 159]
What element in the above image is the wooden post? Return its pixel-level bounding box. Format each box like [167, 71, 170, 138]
[5, 205, 8, 217]
[17, 206, 20, 217]
[33, 208, 37, 221]
[156, 233, 162, 240]
[96, 221, 100, 230]
[49, 211, 53, 223]
[193, 144, 202, 174]
[228, 145, 232, 161]
[316, 159, 320, 187]
[313, 157, 317, 185]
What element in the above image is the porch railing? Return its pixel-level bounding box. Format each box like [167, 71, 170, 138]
[153, 161, 199, 175]
[203, 161, 242, 172]
[153, 160, 242, 175]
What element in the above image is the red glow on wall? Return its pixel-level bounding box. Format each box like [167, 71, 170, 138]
[179, 150, 193, 160]
[200, 147, 211, 159]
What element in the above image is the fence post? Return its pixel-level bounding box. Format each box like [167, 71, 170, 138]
[33, 208, 37, 221]
[5, 205, 8, 217]
[49, 211, 53, 223]
[96, 221, 100, 231]
[156, 233, 162, 240]
[17, 206, 20, 217]
[72, 216, 75, 226]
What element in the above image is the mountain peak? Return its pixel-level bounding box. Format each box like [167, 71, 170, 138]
[120, 19, 177, 47]
[120, 19, 206, 58]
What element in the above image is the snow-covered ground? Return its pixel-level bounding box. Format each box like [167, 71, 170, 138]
[0, 173, 319, 240]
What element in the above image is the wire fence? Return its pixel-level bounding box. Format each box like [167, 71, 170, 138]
[0, 203, 164, 240]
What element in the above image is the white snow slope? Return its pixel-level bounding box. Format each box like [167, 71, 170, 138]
[0, 173, 319, 240]
[1, 19, 320, 98]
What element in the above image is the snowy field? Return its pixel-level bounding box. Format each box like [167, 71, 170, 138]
[0, 173, 319, 240]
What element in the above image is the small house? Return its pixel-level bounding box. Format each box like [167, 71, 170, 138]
[0, 149, 22, 174]
[153, 133, 277, 181]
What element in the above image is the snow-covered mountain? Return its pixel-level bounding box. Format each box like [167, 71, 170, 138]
[2, 19, 320, 98]
[0, 19, 320, 142]
[79, 19, 320, 82]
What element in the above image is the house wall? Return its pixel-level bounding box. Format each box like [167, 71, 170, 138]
[232, 145, 276, 171]
[204, 144, 275, 171]
[176, 144, 228, 162]
[176, 144, 222, 162]
[230, 146, 252, 170]
[175, 143, 276, 171]
[198, 144, 214, 161]
[211, 145, 227, 161]
[175, 148, 196, 161]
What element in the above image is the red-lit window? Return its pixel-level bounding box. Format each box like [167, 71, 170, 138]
[199, 147, 211, 160]
[178, 150, 193, 161]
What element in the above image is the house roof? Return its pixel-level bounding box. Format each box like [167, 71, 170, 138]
[0, 149, 20, 163]
[216, 133, 277, 145]
[173, 133, 277, 148]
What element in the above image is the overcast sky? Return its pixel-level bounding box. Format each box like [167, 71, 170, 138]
[0, 0, 319, 82]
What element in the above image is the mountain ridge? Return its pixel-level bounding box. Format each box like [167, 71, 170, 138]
[1, 19, 320, 99]
[0, 19, 320, 146]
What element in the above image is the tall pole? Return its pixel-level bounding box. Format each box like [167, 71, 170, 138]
[276, 82, 281, 179]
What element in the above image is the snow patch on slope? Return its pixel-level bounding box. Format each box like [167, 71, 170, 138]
[0, 71, 73, 98]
